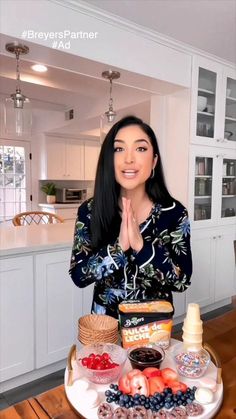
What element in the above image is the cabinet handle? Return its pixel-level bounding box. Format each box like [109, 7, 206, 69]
[218, 235, 222, 239]
[213, 236, 217, 239]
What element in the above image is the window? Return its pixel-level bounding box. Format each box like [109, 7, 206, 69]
[0, 140, 31, 222]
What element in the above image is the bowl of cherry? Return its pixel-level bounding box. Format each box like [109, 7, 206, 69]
[76, 343, 127, 384]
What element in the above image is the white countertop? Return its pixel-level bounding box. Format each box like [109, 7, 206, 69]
[0, 222, 75, 257]
[38, 203, 80, 209]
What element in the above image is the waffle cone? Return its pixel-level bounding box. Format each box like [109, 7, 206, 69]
[78, 314, 119, 345]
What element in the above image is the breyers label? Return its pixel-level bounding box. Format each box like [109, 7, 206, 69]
[121, 319, 172, 349]
[119, 300, 174, 350]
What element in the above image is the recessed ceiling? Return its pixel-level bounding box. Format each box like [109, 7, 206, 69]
[83, 0, 236, 64]
[0, 34, 185, 120]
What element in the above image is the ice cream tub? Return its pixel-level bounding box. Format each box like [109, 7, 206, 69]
[118, 300, 174, 350]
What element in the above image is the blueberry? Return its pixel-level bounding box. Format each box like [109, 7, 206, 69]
[144, 403, 150, 409]
[134, 399, 141, 405]
[106, 397, 113, 403]
[176, 390, 183, 397]
[105, 390, 111, 396]
[149, 397, 155, 404]
[109, 383, 115, 389]
[123, 395, 129, 402]
[115, 400, 119, 404]
[113, 384, 118, 391]
[134, 393, 140, 400]
[177, 399, 182, 405]
[164, 397, 172, 403]
[165, 402, 170, 409]
[140, 400, 145, 405]
[119, 400, 125, 407]
[117, 390, 122, 397]
[186, 398, 192, 404]
[166, 387, 173, 394]
[125, 403, 130, 408]
[140, 395, 146, 401]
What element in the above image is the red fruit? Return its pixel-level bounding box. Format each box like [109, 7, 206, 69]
[130, 373, 149, 397]
[101, 352, 110, 361]
[81, 357, 88, 366]
[148, 376, 165, 396]
[160, 368, 178, 384]
[142, 367, 161, 379]
[88, 353, 95, 359]
[167, 380, 187, 394]
[86, 358, 94, 369]
[118, 373, 131, 394]
[127, 369, 142, 379]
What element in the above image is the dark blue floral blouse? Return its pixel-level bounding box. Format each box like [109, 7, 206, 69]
[69, 198, 192, 319]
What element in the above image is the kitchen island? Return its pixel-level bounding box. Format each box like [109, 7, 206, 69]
[0, 222, 94, 393]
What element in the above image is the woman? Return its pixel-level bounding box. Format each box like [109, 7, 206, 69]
[70, 116, 192, 318]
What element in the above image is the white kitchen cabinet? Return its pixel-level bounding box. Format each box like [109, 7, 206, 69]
[41, 135, 84, 180]
[0, 256, 34, 382]
[187, 227, 235, 308]
[172, 292, 186, 318]
[39, 204, 79, 222]
[35, 250, 82, 368]
[189, 146, 236, 225]
[40, 134, 100, 181]
[84, 139, 100, 180]
[191, 56, 236, 149]
[186, 229, 215, 307]
[214, 230, 236, 302]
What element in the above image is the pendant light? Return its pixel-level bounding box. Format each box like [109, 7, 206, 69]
[102, 70, 120, 123]
[4, 43, 32, 137]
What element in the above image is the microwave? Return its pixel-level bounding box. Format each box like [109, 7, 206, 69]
[56, 188, 87, 203]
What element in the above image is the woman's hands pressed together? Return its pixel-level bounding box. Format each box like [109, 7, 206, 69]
[119, 197, 143, 252]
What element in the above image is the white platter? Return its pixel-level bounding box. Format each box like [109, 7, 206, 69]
[64, 340, 223, 419]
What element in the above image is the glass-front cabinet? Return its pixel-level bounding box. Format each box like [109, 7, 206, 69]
[194, 157, 213, 221]
[191, 56, 236, 149]
[221, 158, 236, 218]
[190, 147, 236, 224]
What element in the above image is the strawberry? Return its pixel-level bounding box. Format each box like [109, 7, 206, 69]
[142, 367, 161, 379]
[160, 367, 178, 384]
[118, 373, 131, 394]
[148, 376, 165, 395]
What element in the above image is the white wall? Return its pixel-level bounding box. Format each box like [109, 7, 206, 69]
[0, 0, 192, 88]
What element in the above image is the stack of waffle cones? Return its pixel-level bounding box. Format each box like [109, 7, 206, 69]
[182, 303, 203, 351]
[78, 314, 119, 345]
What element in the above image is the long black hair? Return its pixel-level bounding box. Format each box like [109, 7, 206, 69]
[90, 115, 173, 249]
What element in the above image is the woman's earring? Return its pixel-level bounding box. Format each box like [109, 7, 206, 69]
[151, 168, 155, 178]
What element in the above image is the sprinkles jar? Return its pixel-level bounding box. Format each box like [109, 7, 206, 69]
[174, 348, 210, 378]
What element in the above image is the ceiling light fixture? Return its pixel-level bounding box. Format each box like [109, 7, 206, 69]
[102, 70, 120, 123]
[31, 64, 48, 72]
[4, 42, 32, 137]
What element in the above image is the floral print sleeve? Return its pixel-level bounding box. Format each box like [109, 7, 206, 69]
[134, 203, 192, 294]
[69, 199, 127, 288]
[69, 199, 192, 318]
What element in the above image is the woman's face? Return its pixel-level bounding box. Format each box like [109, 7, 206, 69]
[113, 125, 157, 192]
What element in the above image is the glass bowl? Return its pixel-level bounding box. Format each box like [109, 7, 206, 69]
[174, 347, 210, 379]
[76, 343, 127, 384]
[127, 344, 165, 371]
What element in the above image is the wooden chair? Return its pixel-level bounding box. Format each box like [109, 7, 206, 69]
[12, 211, 64, 226]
